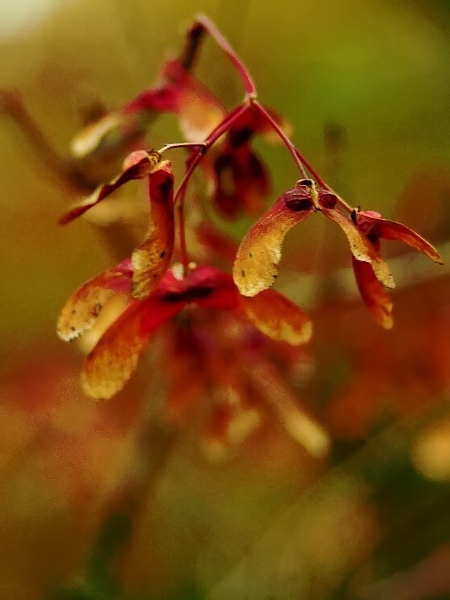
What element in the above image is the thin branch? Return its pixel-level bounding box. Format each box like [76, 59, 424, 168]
[194, 14, 257, 98]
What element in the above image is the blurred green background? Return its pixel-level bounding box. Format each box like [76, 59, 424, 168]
[1, 1, 450, 599]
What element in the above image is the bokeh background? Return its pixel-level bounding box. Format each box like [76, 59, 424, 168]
[1, 1, 450, 599]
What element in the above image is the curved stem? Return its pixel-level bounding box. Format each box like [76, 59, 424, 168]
[194, 14, 257, 98]
[250, 100, 356, 213]
[251, 100, 308, 180]
[158, 142, 207, 155]
[172, 103, 251, 272]
[173, 102, 249, 207]
[177, 190, 189, 274]
[249, 106, 355, 214]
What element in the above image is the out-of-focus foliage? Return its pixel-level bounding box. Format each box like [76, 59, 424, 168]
[0, 1, 449, 599]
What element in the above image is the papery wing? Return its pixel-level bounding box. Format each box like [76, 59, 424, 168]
[59, 150, 161, 224]
[177, 76, 225, 143]
[57, 260, 132, 342]
[247, 359, 330, 457]
[352, 257, 394, 329]
[362, 214, 443, 265]
[322, 208, 395, 289]
[131, 161, 175, 298]
[240, 289, 312, 345]
[70, 112, 144, 160]
[233, 193, 313, 297]
[81, 295, 184, 399]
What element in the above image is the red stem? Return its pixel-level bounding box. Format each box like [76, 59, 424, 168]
[251, 100, 308, 180]
[177, 191, 189, 273]
[173, 102, 249, 207]
[194, 15, 257, 98]
[251, 101, 354, 213]
[172, 103, 250, 270]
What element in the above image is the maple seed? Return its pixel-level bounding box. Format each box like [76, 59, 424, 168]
[55, 14, 444, 406]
